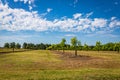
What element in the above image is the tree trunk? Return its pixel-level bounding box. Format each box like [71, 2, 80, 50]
[13, 48, 14, 52]
[75, 48, 77, 56]
[63, 47, 64, 54]
[63, 49, 64, 54]
[118, 48, 119, 53]
[75, 50, 77, 56]
[98, 50, 99, 52]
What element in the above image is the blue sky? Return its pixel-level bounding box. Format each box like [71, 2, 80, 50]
[0, 0, 120, 46]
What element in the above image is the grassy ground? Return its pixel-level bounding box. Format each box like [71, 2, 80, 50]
[0, 50, 120, 80]
[0, 48, 29, 53]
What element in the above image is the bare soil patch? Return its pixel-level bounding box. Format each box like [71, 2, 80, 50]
[50, 50, 120, 69]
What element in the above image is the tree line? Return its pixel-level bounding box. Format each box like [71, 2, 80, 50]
[4, 42, 51, 52]
[46, 37, 120, 55]
[3, 37, 120, 55]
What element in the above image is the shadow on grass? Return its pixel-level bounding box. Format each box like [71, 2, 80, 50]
[0, 50, 32, 55]
[51, 50, 93, 61]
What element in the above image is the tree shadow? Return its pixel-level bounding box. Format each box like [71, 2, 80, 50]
[0, 50, 31, 55]
[52, 50, 93, 61]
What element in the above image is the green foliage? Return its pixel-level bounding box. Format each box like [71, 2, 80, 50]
[23, 42, 27, 49]
[15, 43, 21, 49]
[114, 42, 120, 53]
[4, 43, 9, 48]
[60, 38, 66, 53]
[22, 43, 51, 50]
[83, 43, 89, 51]
[95, 41, 101, 52]
[10, 42, 15, 48]
[71, 37, 77, 47]
[60, 38, 66, 47]
[71, 37, 80, 56]
[10, 42, 16, 52]
[2, 39, 120, 52]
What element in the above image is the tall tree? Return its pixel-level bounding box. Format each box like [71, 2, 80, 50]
[60, 38, 66, 53]
[4, 43, 9, 48]
[10, 42, 15, 52]
[71, 37, 78, 56]
[23, 42, 27, 49]
[95, 41, 101, 52]
[15, 43, 21, 49]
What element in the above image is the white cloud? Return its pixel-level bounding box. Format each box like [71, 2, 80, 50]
[92, 18, 107, 28]
[109, 20, 120, 28]
[29, 6, 32, 10]
[111, 17, 116, 20]
[14, 0, 35, 10]
[65, 34, 76, 37]
[47, 8, 52, 13]
[86, 12, 93, 18]
[0, 1, 120, 33]
[14, 0, 18, 2]
[14, 0, 34, 4]
[73, 13, 82, 19]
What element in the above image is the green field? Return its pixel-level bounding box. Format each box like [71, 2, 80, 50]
[0, 50, 120, 80]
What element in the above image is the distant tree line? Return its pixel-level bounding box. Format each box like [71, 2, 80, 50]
[4, 42, 21, 52]
[3, 37, 120, 54]
[22, 42, 51, 50]
[46, 37, 120, 55]
[4, 42, 51, 52]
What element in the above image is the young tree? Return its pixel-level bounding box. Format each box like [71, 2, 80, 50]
[77, 40, 82, 50]
[56, 44, 61, 51]
[71, 37, 78, 56]
[95, 41, 101, 52]
[114, 42, 120, 53]
[60, 38, 66, 53]
[83, 43, 89, 51]
[4, 43, 9, 48]
[15, 43, 21, 49]
[10, 42, 15, 52]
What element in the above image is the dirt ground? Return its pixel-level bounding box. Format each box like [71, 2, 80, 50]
[51, 50, 120, 69]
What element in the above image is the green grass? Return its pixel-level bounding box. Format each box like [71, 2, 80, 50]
[0, 48, 29, 53]
[0, 50, 120, 80]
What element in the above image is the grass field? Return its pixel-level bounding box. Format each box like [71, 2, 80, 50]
[0, 48, 30, 53]
[0, 50, 120, 80]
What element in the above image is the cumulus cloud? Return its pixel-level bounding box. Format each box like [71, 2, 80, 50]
[109, 20, 120, 28]
[73, 13, 82, 19]
[86, 12, 93, 18]
[0, 1, 120, 33]
[14, 0, 34, 4]
[47, 8, 52, 13]
[111, 17, 116, 20]
[14, 0, 18, 2]
[91, 18, 107, 28]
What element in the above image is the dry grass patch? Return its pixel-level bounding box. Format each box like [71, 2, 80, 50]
[0, 50, 120, 80]
[52, 50, 120, 69]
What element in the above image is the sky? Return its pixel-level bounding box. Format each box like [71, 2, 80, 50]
[0, 0, 120, 46]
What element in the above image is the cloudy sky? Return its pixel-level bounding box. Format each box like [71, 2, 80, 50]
[0, 0, 120, 46]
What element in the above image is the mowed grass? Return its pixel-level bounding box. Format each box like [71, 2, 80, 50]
[0, 48, 29, 53]
[0, 50, 120, 80]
